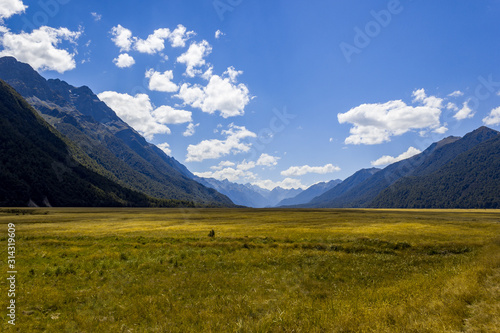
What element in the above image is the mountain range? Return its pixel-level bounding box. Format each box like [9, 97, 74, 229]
[0, 56, 233, 207]
[0, 79, 170, 207]
[298, 127, 499, 209]
[194, 177, 303, 207]
[0, 56, 498, 208]
[276, 179, 341, 207]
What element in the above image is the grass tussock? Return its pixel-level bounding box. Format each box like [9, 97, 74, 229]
[0, 208, 499, 332]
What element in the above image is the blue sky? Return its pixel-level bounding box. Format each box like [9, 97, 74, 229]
[1, 0, 500, 189]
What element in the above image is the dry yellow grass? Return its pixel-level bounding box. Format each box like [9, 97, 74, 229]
[1, 208, 499, 332]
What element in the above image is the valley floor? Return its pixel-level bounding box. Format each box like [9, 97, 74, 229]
[1, 208, 499, 332]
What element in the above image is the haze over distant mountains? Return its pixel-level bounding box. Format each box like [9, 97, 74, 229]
[195, 176, 304, 207]
[0, 56, 498, 208]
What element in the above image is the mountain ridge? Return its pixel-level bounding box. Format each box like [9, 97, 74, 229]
[370, 131, 500, 208]
[0, 56, 233, 206]
[0, 79, 187, 207]
[301, 127, 499, 209]
[194, 177, 303, 207]
[277, 179, 342, 207]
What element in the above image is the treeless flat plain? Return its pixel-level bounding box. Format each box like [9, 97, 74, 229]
[1, 208, 499, 332]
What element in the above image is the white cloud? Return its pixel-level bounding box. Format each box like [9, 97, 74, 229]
[157, 142, 171, 155]
[91, 12, 102, 21]
[110, 24, 194, 54]
[0, 0, 27, 19]
[210, 161, 235, 170]
[257, 153, 280, 167]
[338, 89, 444, 145]
[175, 67, 250, 118]
[201, 66, 214, 80]
[433, 125, 448, 134]
[252, 178, 306, 191]
[0, 26, 82, 73]
[145, 69, 178, 92]
[194, 167, 256, 183]
[211, 153, 279, 174]
[134, 28, 170, 54]
[176, 84, 204, 108]
[113, 53, 135, 68]
[97, 91, 170, 141]
[483, 106, 500, 126]
[215, 29, 225, 39]
[412, 88, 443, 109]
[448, 90, 464, 97]
[454, 101, 475, 120]
[168, 24, 195, 48]
[151, 105, 192, 124]
[176, 40, 212, 77]
[111, 25, 133, 52]
[186, 124, 256, 162]
[446, 102, 458, 111]
[237, 160, 256, 171]
[183, 122, 200, 137]
[371, 146, 422, 167]
[281, 164, 340, 177]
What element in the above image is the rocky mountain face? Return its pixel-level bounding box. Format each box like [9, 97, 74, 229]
[0, 56, 233, 207]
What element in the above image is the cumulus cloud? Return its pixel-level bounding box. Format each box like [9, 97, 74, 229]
[0, 26, 82, 73]
[91, 12, 102, 21]
[210, 161, 236, 170]
[215, 30, 225, 39]
[237, 160, 256, 171]
[134, 28, 171, 54]
[483, 106, 500, 126]
[338, 89, 444, 145]
[186, 124, 256, 162]
[252, 178, 307, 191]
[168, 24, 195, 48]
[151, 105, 192, 124]
[111, 25, 133, 52]
[145, 69, 178, 92]
[97, 91, 171, 140]
[176, 40, 212, 77]
[446, 102, 458, 111]
[371, 146, 422, 167]
[194, 167, 256, 183]
[207, 153, 279, 174]
[183, 122, 200, 137]
[412, 88, 443, 109]
[110, 24, 194, 54]
[281, 164, 340, 177]
[454, 101, 475, 120]
[257, 153, 280, 167]
[175, 67, 250, 118]
[113, 53, 135, 68]
[0, 0, 27, 19]
[157, 142, 172, 155]
[448, 90, 464, 97]
[433, 125, 448, 134]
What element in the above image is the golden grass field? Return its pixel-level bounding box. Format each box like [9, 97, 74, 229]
[1, 208, 499, 332]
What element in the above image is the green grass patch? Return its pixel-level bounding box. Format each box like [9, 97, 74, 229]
[1, 208, 499, 332]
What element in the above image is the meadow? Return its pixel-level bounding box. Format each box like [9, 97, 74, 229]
[1, 208, 499, 332]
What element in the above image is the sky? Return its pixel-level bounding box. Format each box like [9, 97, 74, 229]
[1, 0, 500, 190]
